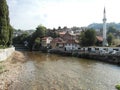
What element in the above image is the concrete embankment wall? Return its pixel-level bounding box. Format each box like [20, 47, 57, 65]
[49, 49, 120, 65]
[0, 47, 15, 61]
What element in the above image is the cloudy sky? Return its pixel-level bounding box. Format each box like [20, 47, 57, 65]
[7, 0, 120, 30]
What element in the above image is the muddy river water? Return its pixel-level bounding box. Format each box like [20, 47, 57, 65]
[9, 51, 120, 90]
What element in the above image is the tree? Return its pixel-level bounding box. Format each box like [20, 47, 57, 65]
[28, 25, 46, 50]
[35, 25, 46, 38]
[58, 26, 62, 31]
[71, 26, 81, 31]
[46, 29, 59, 38]
[35, 37, 40, 44]
[13, 32, 29, 44]
[107, 26, 117, 34]
[7, 25, 14, 46]
[0, 0, 12, 47]
[80, 29, 97, 46]
[107, 33, 114, 46]
[32, 37, 41, 50]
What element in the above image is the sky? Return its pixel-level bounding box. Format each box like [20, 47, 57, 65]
[7, 0, 120, 30]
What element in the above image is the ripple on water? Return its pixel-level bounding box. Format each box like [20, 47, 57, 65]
[9, 52, 120, 90]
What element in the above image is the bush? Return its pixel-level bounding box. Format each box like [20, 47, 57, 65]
[0, 45, 8, 49]
[115, 84, 120, 90]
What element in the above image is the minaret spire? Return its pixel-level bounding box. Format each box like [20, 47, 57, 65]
[103, 7, 106, 20]
[102, 7, 108, 46]
[104, 7, 106, 13]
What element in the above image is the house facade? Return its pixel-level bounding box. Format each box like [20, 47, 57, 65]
[64, 39, 80, 51]
[50, 37, 65, 49]
[50, 31, 80, 51]
[41, 37, 53, 47]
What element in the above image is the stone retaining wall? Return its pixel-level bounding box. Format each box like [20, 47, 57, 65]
[0, 47, 15, 61]
[49, 49, 120, 65]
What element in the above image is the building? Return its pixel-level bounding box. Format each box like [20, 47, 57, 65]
[96, 36, 103, 46]
[64, 39, 80, 51]
[41, 37, 53, 47]
[62, 31, 76, 40]
[50, 37, 65, 49]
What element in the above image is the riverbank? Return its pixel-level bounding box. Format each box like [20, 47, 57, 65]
[49, 49, 120, 65]
[0, 51, 26, 90]
[0, 51, 120, 90]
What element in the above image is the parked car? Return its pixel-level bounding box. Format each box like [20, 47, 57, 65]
[109, 50, 117, 55]
[99, 50, 108, 55]
[115, 51, 120, 55]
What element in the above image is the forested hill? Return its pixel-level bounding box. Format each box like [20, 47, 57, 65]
[88, 22, 120, 30]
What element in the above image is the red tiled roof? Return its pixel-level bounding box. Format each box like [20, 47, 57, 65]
[65, 39, 79, 44]
[96, 36, 103, 42]
[51, 38, 66, 43]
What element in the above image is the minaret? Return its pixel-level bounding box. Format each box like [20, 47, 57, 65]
[102, 7, 108, 46]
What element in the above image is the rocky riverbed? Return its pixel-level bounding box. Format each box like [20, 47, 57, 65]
[0, 51, 26, 90]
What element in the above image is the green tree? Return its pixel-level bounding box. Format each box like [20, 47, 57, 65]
[107, 33, 114, 46]
[46, 29, 59, 38]
[80, 29, 97, 46]
[0, 0, 12, 47]
[7, 25, 14, 46]
[13, 32, 29, 44]
[32, 37, 41, 50]
[28, 25, 46, 50]
[35, 37, 40, 44]
[107, 26, 117, 34]
[35, 25, 46, 38]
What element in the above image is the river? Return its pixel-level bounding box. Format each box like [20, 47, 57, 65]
[8, 51, 120, 90]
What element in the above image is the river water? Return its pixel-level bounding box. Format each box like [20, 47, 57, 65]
[9, 51, 120, 90]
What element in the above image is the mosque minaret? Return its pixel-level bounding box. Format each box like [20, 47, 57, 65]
[102, 7, 108, 46]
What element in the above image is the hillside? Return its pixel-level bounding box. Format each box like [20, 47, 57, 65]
[88, 22, 120, 30]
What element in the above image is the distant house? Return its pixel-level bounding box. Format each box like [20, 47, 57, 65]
[59, 32, 66, 37]
[50, 32, 80, 51]
[41, 37, 53, 47]
[50, 37, 65, 49]
[58, 31, 80, 51]
[62, 31, 76, 40]
[96, 36, 103, 46]
[64, 39, 80, 51]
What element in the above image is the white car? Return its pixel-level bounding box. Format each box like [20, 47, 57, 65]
[109, 50, 117, 55]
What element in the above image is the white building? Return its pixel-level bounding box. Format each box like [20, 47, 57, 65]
[102, 7, 108, 46]
[64, 40, 80, 51]
[41, 37, 53, 47]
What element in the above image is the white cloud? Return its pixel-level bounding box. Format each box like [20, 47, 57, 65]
[6, 0, 120, 30]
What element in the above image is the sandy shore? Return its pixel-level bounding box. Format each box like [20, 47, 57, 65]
[0, 51, 26, 90]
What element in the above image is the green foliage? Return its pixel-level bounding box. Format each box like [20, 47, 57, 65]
[107, 26, 117, 34]
[30, 25, 46, 43]
[71, 26, 81, 31]
[13, 33, 29, 44]
[7, 25, 14, 46]
[28, 25, 47, 50]
[80, 29, 97, 46]
[35, 37, 40, 44]
[46, 30, 59, 38]
[0, 0, 12, 47]
[36, 25, 46, 38]
[115, 84, 120, 90]
[0, 45, 7, 49]
[107, 33, 114, 46]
